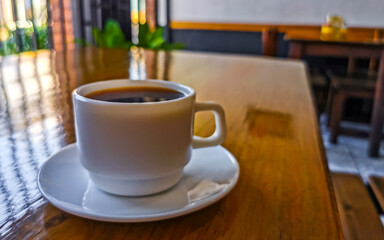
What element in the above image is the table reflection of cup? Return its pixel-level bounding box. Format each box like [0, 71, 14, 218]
[72, 79, 226, 196]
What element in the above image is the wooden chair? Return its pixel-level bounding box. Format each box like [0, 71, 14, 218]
[328, 70, 377, 143]
[261, 28, 278, 56]
[310, 68, 329, 116]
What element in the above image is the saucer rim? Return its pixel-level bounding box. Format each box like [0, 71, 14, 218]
[37, 143, 240, 222]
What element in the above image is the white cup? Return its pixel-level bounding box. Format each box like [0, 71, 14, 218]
[72, 79, 226, 196]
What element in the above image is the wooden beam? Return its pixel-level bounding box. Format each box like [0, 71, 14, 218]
[170, 21, 383, 35]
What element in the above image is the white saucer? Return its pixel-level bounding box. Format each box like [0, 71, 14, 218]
[38, 143, 239, 222]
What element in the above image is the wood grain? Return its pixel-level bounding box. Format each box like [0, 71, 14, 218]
[3, 48, 343, 239]
[332, 173, 384, 240]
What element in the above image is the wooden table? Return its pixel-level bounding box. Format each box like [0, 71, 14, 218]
[285, 30, 384, 157]
[0, 48, 343, 239]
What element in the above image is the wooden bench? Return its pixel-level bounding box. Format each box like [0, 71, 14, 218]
[331, 172, 384, 240]
[368, 176, 384, 212]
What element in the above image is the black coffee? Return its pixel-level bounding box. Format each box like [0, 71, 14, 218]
[85, 86, 185, 103]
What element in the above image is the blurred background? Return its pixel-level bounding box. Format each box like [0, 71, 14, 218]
[0, 0, 382, 55]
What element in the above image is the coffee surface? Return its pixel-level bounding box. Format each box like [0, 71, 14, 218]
[85, 86, 185, 103]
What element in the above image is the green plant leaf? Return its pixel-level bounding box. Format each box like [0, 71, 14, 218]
[162, 42, 185, 51]
[138, 22, 151, 47]
[149, 36, 165, 49]
[148, 27, 165, 49]
[123, 42, 133, 49]
[83, 20, 184, 51]
[151, 27, 164, 40]
[0, 25, 50, 56]
[37, 26, 49, 49]
[105, 34, 124, 48]
[74, 38, 93, 46]
[92, 27, 105, 47]
[91, 20, 133, 49]
[104, 19, 124, 37]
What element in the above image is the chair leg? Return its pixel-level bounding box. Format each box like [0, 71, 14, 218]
[369, 109, 384, 157]
[330, 91, 345, 144]
[326, 86, 334, 127]
[369, 50, 384, 157]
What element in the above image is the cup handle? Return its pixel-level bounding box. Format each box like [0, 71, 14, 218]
[192, 102, 226, 148]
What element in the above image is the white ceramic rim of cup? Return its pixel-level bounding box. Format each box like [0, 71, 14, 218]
[73, 79, 195, 105]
